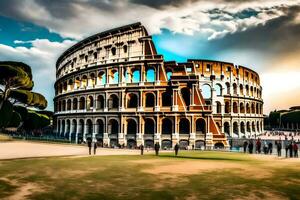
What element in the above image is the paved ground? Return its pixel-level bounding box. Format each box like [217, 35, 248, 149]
[0, 141, 147, 160]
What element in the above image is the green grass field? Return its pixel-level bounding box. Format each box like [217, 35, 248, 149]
[0, 151, 299, 200]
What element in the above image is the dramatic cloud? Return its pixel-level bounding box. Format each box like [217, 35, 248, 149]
[0, 0, 299, 40]
[0, 39, 75, 110]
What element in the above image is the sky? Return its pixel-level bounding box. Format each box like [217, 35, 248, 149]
[0, 0, 300, 114]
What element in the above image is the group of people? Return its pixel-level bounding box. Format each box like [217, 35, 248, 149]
[242, 138, 299, 158]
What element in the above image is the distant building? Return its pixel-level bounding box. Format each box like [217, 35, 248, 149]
[53, 22, 263, 149]
[266, 106, 300, 131]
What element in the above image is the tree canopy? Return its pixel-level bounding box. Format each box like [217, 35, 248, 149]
[0, 61, 49, 130]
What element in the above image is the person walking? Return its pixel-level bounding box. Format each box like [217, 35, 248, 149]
[276, 140, 282, 157]
[87, 138, 92, 155]
[268, 142, 273, 155]
[289, 141, 293, 158]
[248, 140, 254, 154]
[154, 142, 160, 156]
[93, 141, 97, 155]
[256, 138, 261, 154]
[293, 142, 298, 158]
[140, 144, 144, 155]
[174, 143, 179, 156]
[284, 137, 289, 158]
[243, 140, 248, 153]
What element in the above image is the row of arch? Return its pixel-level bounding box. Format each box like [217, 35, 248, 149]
[201, 82, 262, 99]
[56, 87, 193, 112]
[223, 121, 263, 137]
[56, 66, 170, 95]
[218, 101, 263, 115]
[57, 117, 207, 138]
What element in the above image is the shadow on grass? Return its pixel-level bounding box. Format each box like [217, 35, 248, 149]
[158, 154, 246, 162]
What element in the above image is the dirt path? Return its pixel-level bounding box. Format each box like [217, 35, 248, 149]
[0, 141, 146, 160]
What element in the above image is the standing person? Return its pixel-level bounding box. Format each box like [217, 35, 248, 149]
[263, 141, 268, 154]
[289, 141, 293, 158]
[154, 142, 160, 156]
[268, 142, 273, 155]
[93, 140, 97, 155]
[87, 138, 92, 155]
[293, 142, 298, 158]
[140, 144, 144, 155]
[284, 137, 289, 158]
[276, 140, 282, 157]
[243, 140, 248, 153]
[248, 140, 254, 154]
[256, 138, 261, 154]
[174, 143, 179, 156]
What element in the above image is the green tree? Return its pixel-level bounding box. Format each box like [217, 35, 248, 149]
[0, 61, 48, 129]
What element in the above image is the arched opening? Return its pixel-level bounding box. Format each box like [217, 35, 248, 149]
[87, 96, 94, 110]
[127, 119, 137, 135]
[96, 119, 104, 139]
[67, 99, 71, 111]
[247, 122, 251, 132]
[79, 97, 85, 110]
[240, 103, 245, 113]
[246, 103, 250, 113]
[71, 119, 77, 142]
[239, 84, 243, 95]
[127, 93, 138, 108]
[68, 79, 74, 91]
[215, 84, 222, 96]
[226, 82, 230, 95]
[108, 119, 119, 135]
[144, 118, 155, 135]
[202, 84, 211, 99]
[98, 71, 106, 85]
[181, 87, 190, 106]
[108, 94, 119, 110]
[216, 101, 221, 113]
[166, 69, 172, 81]
[233, 122, 238, 136]
[195, 140, 205, 149]
[110, 69, 119, 84]
[132, 69, 140, 83]
[63, 82, 67, 92]
[146, 68, 155, 82]
[252, 121, 255, 132]
[111, 47, 116, 56]
[72, 98, 78, 110]
[251, 103, 255, 114]
[233, 83, 237, 95]
[256, 104, 259, 114]
[145, 93, 155, 107]
[233, 102, 238, 113]
[245, 85, 249, 96]
[75, 77, 80, 89]
[162, 118, 173, 134]
[179, 118, 190, 134]
[224, 122, 230, 136]
[78, 119, 84, 143]
[225, 101, 230, 113]
[123, 45, 127, 53]
[96, 95, 104, 109]
[250, 86, 253, 96]
[85, 119, 93, 140]
[65, 120, 70, 138]
[240, 122, 245, 134]
[196, 118, 206, 134]
[257, 121, 260, 133]
[162, 91, 172, 106]
[89, 73, 96, 87]
[81, 75, 87, 88]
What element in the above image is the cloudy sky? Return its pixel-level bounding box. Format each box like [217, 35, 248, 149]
[0, 0, 300, 114]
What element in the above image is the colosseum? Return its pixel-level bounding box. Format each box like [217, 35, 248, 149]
[54, 22, 264, 149]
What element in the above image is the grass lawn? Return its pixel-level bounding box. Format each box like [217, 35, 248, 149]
[0, 151, 299, 200]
